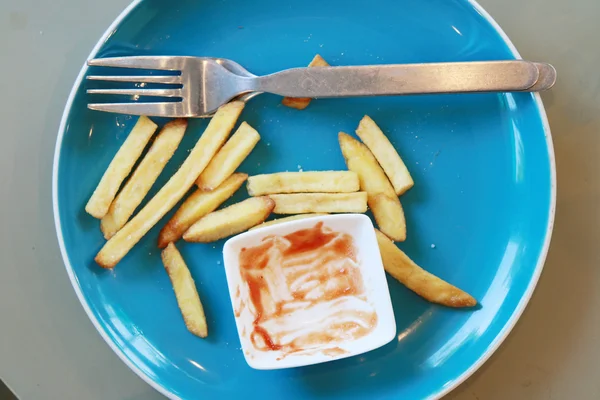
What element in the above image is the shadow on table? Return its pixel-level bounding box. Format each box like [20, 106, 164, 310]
[0, 379, 18, 400]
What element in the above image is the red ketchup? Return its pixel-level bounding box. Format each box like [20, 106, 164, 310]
[238, 222, 377, 356]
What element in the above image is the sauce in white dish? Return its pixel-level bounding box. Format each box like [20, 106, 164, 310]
[236, 222, 377, 357]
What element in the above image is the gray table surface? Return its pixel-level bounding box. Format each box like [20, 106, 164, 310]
[2, 0, 599, 399]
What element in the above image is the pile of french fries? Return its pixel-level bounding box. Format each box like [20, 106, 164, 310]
[84, 54, 476, 339]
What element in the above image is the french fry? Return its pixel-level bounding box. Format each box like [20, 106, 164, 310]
[249, 213, 328, 230]
[183, 196, 275, 242]
[196, 122, 260, 191]
[247, 171, 359, 196]
[95, 101, 245, 268]
[356, 116, 414, 195]
[85, 116, 157, 218]
[161, 243, 208, 337]
[375, 230, 476, 307]
[339, 132, 406, 241]
[270, 192, 367, 214]
[158, 173, 247, 248]
[100, 119, 187, 239]
[282, 54, 330, 110]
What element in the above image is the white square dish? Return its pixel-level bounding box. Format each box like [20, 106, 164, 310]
[222, 214, 396, 370]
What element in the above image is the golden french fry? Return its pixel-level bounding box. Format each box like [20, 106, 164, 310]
[85, 116, 157, 218]
[158, 173, 247, 248]
[270, 192, 367, 214]
[247, 171, 359, 196]
[95, 101, 245, 268]
[282, 54, 330, 110]
[196, 122, 260, 191]
[183, 196, 275, 242]
[100, 119, 187, 239]
[375, 230, 476, 307]
[161, 243, 208, 337]
[339, 132, 406, 241]
[356, 115, 414, 195]
[249, 213, 328, 230]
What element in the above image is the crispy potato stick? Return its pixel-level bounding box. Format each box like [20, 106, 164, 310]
[85, 116, 157, 218]
[95, 101, 245, 268]
[196, 122, 260, 190]
[282, 54, 330, 110]
[356, 115, 414, 195]
[375, 230, 476, 307]
[247, 171, 359, 196]
[339, 132, 406, 241]
[158, 173, 247, 248]
[249, 213, 328, 230]
[270, 192, 367, 214]
[161, 243, 208, 337]
[100, 119, 187, 239]
[183, 197, 275, 242]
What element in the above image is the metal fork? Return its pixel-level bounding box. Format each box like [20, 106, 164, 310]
[87, 56, 555, 118]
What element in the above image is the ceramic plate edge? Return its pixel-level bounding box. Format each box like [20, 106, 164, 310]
[429, 2, 557, 399]
[49, 1, 180, 399]
[50, 1, 557, 399]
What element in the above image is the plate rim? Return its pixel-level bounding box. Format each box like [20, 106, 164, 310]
[51, 1, 556, 399]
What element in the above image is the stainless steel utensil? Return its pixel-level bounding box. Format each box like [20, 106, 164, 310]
[87, 56, 555, 117]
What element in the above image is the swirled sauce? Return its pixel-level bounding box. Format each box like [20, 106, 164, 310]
[238, 222, 377, 356]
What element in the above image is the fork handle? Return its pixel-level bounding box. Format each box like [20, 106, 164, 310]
[252, 61, 541, 97]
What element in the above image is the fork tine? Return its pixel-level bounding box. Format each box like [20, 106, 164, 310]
[87, 75, 182, 84]
[88, 102, 184, 117]
[87, 88, 182, 97]
[88, 56, 182, 71]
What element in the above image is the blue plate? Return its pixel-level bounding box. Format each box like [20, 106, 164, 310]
[52, 0, 555, 398]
